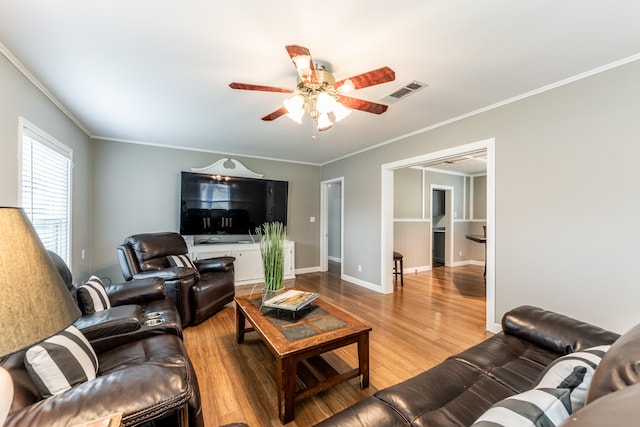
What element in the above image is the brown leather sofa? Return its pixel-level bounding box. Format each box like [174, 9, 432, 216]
[48, 250, 183, 353]
[316, 305, 632, 427]
[2, 334, 203, 427]
[1, 253, 204, 427]
[117, 232, 236, 326]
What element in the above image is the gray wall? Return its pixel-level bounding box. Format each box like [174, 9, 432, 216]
[0, 53, 93, 281]
[322, 59, 640, 333]
[91, 140, 321, 282]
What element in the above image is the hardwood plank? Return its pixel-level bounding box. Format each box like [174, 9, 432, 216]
[183, 264, 489, 426]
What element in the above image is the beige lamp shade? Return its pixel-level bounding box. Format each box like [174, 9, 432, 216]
[0, 207, 80, 356]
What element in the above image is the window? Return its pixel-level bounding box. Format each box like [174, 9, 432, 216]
[19, 118, 73, 265]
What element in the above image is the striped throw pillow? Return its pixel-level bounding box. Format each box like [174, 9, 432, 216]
[472, 387, 572, 427]
[534, 345, 610, 412]
[77, 275, 111, 314]
[167, 254, 197, 270]
[24, 325, 99, 397]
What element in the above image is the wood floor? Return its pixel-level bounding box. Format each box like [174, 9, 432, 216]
[183, 264, 490, 427]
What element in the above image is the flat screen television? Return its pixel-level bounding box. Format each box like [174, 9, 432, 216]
[180, 172, 288, 236]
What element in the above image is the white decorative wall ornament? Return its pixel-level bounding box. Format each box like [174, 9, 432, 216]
[190, 158, 264, 179]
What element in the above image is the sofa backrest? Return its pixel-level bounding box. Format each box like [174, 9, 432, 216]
[502, 305, 620, 354]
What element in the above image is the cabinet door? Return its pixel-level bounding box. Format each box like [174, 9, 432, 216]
[234, 248, 264, 282]
[283, 242, 295, 277]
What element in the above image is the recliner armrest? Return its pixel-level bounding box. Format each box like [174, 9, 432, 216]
[74, 305, 142, 342]
[132, 266, 197, 281]
[195, 256, 236, 273]
[106, 277, 166, 305]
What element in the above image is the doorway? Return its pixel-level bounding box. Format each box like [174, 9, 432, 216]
[431, 186, 454, 268]
[381, 138, 497, 332]
[320, 177, 344, 276]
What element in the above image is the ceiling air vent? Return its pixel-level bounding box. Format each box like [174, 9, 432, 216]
[379, 80, 427, 104]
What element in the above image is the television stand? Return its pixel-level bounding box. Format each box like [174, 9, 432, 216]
[187, 240, 295, 286]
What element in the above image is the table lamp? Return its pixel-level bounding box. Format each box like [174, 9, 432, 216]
[0, 207, 81, 424]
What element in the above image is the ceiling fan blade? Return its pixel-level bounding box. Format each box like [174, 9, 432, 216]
[261, 107, 288, 121]
[285, 45, 318, 85]
[229, 82, 294, 94]
[337, 95, 389, 114]
[333, 66, 396, 93]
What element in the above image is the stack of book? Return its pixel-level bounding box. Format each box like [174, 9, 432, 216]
[263, 289, 320, 311]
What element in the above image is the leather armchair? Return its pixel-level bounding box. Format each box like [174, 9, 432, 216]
[117, 232, 236, 326]
[48, 251, 183, 353]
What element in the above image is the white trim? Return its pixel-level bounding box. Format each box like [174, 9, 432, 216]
[341, 274, 384, 293]
[295, 266, 321, 275]
[190, 158, 264, 178]
[18, 117, 74, 268]
[322, 54, 640, 166]
[327, 256, 341, 263]
[1, 44, 91, 136]
[393, 218, 430, 223]
[382, 138, 496, 331]
[95, 136, 322, 166]
[406, 266, 431, 273]
[422, 167, 470, 177]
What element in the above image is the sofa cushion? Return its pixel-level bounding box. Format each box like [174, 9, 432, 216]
[24, 325, 98, 397]
[76, 275, 111, 314]
[587, 323, 640, 403]
[472, 387, 572, 427]
[314, 396, 411, 427]
[451, 332, 558, 393]
[375, 359, 515, 427]
[534, 345, 609, 412]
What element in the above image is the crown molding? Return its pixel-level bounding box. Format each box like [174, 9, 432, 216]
[0, 42, 92, 137]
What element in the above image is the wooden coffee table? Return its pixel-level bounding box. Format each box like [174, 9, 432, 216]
[235, 290, 372, 424]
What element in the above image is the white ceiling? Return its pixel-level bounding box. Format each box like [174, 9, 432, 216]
[1, 1, 639, 165]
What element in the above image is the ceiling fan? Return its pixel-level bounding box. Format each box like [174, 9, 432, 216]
[229, 45, 395, 132]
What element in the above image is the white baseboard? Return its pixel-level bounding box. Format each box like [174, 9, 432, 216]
[295, 266, 321, 275]
[341, 274, 386, 294]
[403, 265, 431, 273]
[327, 256, 342, 263]
[450, 260, 484, 267]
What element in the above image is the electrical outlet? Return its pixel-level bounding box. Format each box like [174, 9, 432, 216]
[357, 265, 362, 272]
[459, 251, 463, 257]
[81, 249, 86, 259]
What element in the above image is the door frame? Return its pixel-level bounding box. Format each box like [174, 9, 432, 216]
[381, 138, 496, 332]
[320, 177, 344, 275]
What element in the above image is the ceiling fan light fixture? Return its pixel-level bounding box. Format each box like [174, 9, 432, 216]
[316, 113, 333, 131]
[332, 102, 352, 122]
[316, 92, 336, 113]
[337, 78, 355, 94]
[292, 55, 312, 80]
[283, 95, 305, 123]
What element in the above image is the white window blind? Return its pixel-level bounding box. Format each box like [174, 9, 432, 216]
[20, 121, 73, 266]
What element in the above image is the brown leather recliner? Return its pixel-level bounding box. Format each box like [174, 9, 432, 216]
[117, 232, 235, 326]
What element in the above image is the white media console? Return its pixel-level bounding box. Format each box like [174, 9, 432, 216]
[187, 240, 295, 286]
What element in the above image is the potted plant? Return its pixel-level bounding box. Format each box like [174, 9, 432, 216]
[253, 221, 286, 300]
